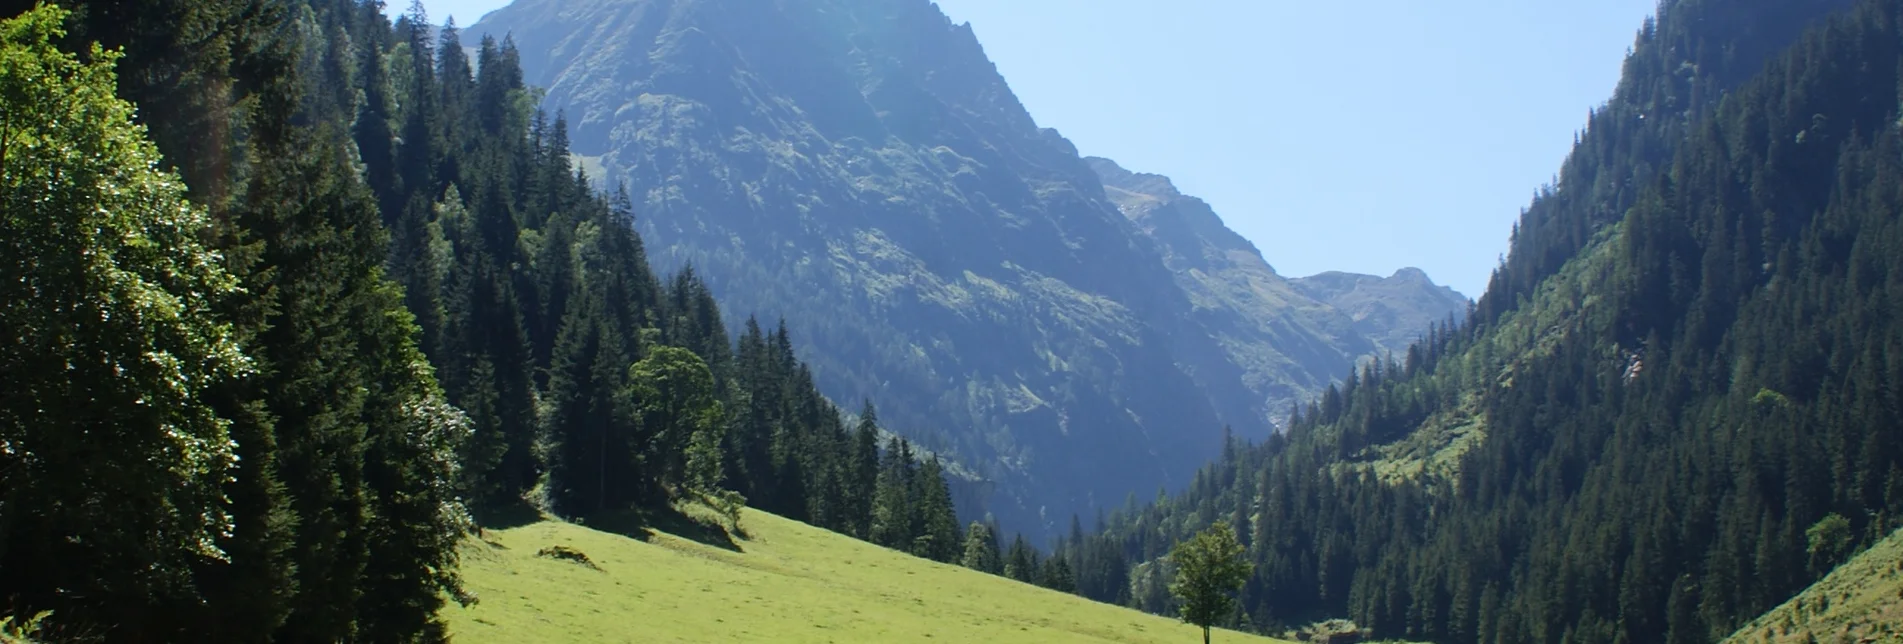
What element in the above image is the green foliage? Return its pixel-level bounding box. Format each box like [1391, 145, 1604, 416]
[1807, 514, 1854, 577]
[709, 489, 747, 534]
[1005, 534, 1041, 584]
[1724, 527, 1903, 643]
[1095, 3, 1903, 643]
[628, 345, 723, 497]
[0, 5, 246, 632]
[962, 521, 1003, 574]
[0, 611, 51, 644]
[471, 0, 1475, 539]
[1168, 524, 1253, 642]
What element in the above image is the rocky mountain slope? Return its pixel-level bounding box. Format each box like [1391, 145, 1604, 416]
[1289, 269, 1469, 354]
[469, 0, 1462, 534]
[1089, 157, 1467, 400]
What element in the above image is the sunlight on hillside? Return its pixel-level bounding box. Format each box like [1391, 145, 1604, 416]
[1725, 528, 1903, 644]
[448, 508, 1286, 643]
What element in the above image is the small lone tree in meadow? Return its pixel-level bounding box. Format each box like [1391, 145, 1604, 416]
[1167, 523, 1253, 644]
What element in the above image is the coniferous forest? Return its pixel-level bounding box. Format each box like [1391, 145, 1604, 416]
[1086, 0, 1903, 642]
[6, 0, 1903, 642]
[0, 0, 957, 640]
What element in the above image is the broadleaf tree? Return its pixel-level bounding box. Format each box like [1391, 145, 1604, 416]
[1168, 523, 1253, 644]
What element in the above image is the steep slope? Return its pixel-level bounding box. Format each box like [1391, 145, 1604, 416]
[1091, 156, 1468, 378]
[1088, 0, 1891, 641]
[468, 0, 1447, 534]
[1724, 527, 1903, 644]
[448, 507, 1287, 643]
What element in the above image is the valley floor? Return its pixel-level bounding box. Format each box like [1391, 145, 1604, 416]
[447, 507, 1284, 643]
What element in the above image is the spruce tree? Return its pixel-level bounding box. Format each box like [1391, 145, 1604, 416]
[850, 401, 883, 539]
[961, 521, 1003, 574]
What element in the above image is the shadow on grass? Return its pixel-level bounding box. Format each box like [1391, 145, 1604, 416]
[472, 498, 545, 532]
[583, 505, 745, 553]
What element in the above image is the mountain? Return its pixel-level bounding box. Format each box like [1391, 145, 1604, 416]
[1290, 269, 1469, 354]
[468, 0, 1456, 535]
[1723, 526, 1903, 644]
[1086, 0, 1901, 641]
[1088, 155, 1468, 401]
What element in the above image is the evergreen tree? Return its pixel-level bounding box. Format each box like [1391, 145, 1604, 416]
[1041, 555, 1078, 594]
[913, 457, 962, 563]
[1005, 535, 1042, 584]
[849, 400, 883, 539]
[961, 521, 1003, 574]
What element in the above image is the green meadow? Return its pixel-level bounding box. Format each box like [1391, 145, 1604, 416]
[446, 507, 1286, 643]
[1725, 527, 1903, 644]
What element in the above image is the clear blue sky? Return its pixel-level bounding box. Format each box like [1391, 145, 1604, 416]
[416, 0, 1659, 297]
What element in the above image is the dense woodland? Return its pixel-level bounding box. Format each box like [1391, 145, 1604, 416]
[1086, 0, 1903, 642]
[0, 0, 960, 640]
[7, 0, 1903, 641]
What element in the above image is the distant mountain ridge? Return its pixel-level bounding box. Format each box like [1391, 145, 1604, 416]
[1290, 268, 1470, 354]
[470, 0, 1465, 535]
[1088, 156, 1468, 403]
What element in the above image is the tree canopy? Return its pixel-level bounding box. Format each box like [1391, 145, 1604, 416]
[1168, 524, 1252, 644]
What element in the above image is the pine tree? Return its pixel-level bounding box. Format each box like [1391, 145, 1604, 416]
[849, 400, 883, 539]
[961, 521, 1003, 574]
[542, 297, 632, 517]
[1041, 556, 1078, 594]
[871, 437, 915, 548]
[913, 457, 962, 563]
[1004, 535, 1041, 584]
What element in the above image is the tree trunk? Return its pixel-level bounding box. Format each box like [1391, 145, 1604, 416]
[1203, 625, 1211, 644]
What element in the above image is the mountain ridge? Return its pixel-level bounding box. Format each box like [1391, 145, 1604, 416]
[1090, 1, 1896, 642]
[470, 0, 1465, 535]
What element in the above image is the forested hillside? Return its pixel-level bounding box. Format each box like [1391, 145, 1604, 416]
[467, 0, 1467, 536]
[1083, 0, 1903, 642]
[0, 0, 963, 639]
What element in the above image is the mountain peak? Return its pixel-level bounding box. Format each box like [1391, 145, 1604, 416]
[1290, 269, 1469, 353]
[1390, 266, 1431, 282]
[472, 0, 1471, 537]
[1086, 156, 1182, 201]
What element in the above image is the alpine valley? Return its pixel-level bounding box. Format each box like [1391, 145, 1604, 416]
[467, 0, 1469, 534]
[6, 0, 1903, 642]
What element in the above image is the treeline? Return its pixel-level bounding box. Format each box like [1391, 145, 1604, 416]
[1087, 1, 1903, 643]
[949, 512, 1133, 604]
[0, 0, 962, 641]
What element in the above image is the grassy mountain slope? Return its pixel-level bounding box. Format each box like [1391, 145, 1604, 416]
[1724, 528, 1903, 644]
[448, 507, 1284, 643]
[468, 0, 1458, 535]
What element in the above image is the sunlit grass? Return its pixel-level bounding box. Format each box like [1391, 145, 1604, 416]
[1725, 527, 1903, 644]
[447, 506, 1288, 643]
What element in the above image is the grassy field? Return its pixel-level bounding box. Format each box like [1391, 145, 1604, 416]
[1724, 527, 1903, 644]
[446, 506, 1286, 643]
